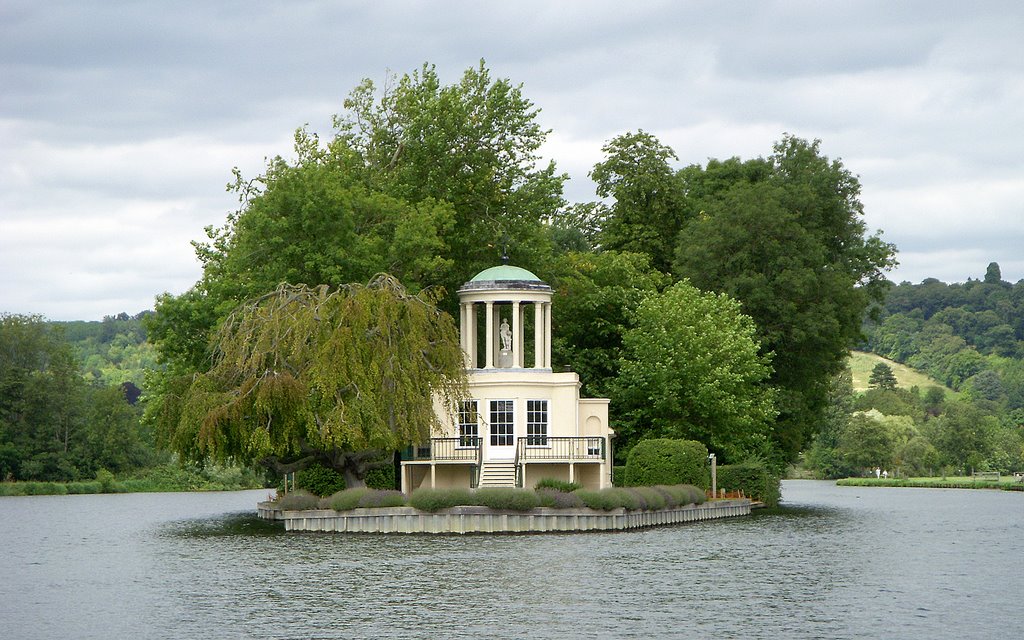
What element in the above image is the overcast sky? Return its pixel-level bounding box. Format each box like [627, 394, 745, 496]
[2, 1, 1022, 321]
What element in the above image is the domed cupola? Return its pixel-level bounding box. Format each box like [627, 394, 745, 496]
[457, 265, 553, 370]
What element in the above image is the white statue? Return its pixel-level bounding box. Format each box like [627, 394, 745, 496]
[499, 318, 512, 351]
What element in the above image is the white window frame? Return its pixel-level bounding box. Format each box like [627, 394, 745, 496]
[457, 399, 479, 448]
[526, 399, 549, 447]
[489, 399, 515, 447]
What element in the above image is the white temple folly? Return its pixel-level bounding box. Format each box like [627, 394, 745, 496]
[400, 264, 614, 491]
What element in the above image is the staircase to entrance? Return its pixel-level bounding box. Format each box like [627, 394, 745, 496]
[477, 460, 517, 488]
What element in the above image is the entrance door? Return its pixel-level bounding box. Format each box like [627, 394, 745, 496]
[488, 399, 515, 459]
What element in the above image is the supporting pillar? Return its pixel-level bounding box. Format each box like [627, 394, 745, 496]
[512, 301, 522, 368]
[485, 302, 494, 369]
[534, 302, 543, 369]
[460, 303, 471, 368]
[544, 302, 552, 368]
[469, 303, 478, 368]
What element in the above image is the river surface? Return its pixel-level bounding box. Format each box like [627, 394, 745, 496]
[1, 481, 1021, 639]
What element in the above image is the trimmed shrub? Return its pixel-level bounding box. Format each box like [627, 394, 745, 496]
[656, 484, 706, 506]
[534, 478, 581, 493]
[652, 485, 680, 508]
[409, 487, 474, 512]
[574, 487, 643, 511]
[358, 489, 406, 509]
[624, 439, 709, 488]
[574, 489, 617, 511]
[717, 461, 781, 507]
[364, 464, 397, 490]
[536, 488, 585, 508]
[328, 488, 408, 510]
[628, 486, 667, 510]
[277, 490, 320, 511]
[327, 488, 372, 511]
[296, 464, 347, 497]
[474, 488, 541, 511]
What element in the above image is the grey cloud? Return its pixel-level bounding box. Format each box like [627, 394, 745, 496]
[2, 0, 1023, 319]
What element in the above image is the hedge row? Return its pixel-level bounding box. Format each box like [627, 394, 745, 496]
[276, 484, 707, 513]
[624, 439, 709, 488]
[293, 463, 397, 496]
[716, 461, 781, 507]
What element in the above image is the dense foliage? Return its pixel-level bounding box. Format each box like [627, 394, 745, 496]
[56, 313, 156, 389]
[6, 61, 908, 489]
[151, 278, 466, 487]
[864, 267, 1024, 404]
[0, 314, 152, 482]
[799, 265, 1024, 479]
[716, 462, 782, 507]
[614, 282, 776, 461]
[623, 438, 710, 488]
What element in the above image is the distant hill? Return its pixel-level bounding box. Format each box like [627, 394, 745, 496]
[849, 350, 958, 397]
[51, 312, 156, 390]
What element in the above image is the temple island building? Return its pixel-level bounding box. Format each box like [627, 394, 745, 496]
[400, 265, 614, 492]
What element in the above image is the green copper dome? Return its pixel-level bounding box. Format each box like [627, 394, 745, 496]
[460, 264, 551, 293]
[469, 265, 542, 282]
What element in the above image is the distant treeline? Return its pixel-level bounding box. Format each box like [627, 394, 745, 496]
[0, 313, 157, 482]
[802, 263, 1024, 479]
[864, 262, 1024, 406]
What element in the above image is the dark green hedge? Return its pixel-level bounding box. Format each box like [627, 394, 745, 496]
[296, 460, 398, 497]
[295, 464, 347, 497]
[624, 439, 709, 488]
[717, 461, 780, 507]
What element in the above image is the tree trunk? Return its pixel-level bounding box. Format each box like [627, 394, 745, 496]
[341, 466, 366, 489]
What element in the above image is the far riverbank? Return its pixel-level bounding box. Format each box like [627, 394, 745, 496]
[837, 475, 1024, 491]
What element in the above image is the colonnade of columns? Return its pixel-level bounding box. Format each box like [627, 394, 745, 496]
[459, 300, 551, 370]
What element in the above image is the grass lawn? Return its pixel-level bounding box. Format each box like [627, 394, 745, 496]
[849, 350, 959, 398]
[837, 475, 1024, 490]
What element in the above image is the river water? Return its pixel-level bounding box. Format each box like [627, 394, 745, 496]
[1, 481, 1021, 639]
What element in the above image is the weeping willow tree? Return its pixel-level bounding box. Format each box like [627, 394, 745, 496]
[155, 275, 466, 487]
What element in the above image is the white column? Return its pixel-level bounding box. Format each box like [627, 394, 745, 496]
[544, 302, 552, 368]
[485, 302, 495, 369]
[534, 302, 543, 369]
[512, 300, 521, 368]
[469, 303, 478, 368]
[460, 303, 471, 368]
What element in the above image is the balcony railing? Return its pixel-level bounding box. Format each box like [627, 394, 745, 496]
[403, 437, 481, 462]
[516, 436, 605, 461]
[403, 436, 605, 463]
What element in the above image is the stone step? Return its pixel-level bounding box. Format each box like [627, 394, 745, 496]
[478, 462, 518, 488]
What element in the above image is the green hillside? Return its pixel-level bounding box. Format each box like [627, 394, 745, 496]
[849, 350, 959, 397]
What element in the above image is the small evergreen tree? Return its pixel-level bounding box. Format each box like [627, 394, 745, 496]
[868, 362, 898, 391]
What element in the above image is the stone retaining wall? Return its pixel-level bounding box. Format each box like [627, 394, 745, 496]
[258, 499, 750, 534]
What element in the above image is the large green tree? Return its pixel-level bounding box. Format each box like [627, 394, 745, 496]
[338, 60, 565, 288]
[674, 136, 897, 460]
[149, 60, 562, 379]
[547, 250, 668, 398]
[612, 280, 776, 462]
[590, 131, 686, 273]
[152, 276, 466, 486]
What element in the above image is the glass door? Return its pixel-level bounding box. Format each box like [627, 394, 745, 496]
[488, 399, 515, 459]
